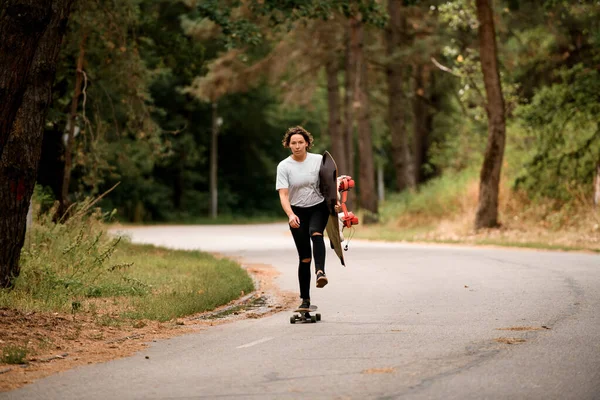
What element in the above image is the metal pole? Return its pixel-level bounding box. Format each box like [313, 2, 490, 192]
[210, 102, 219, 219]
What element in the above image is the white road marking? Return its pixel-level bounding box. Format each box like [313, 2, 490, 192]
[236, 336, 275, 349]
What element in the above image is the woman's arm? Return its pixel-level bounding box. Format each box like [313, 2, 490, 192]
[278, 188, 300, 228]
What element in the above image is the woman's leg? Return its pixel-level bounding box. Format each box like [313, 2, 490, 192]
[290, 206, 312, 301]
[309, 201, 330, 284]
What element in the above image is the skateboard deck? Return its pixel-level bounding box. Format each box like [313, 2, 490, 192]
[294, 305, 318, 312]
[319, 151, 345, 266]
[290, 305, 321, 324]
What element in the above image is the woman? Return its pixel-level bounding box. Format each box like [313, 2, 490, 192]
[276, 126, 329, 311]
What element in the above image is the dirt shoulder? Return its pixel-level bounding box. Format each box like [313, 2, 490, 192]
[0, 261, 296, 392]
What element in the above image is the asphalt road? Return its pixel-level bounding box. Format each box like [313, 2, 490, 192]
[4, 223, 600, 400]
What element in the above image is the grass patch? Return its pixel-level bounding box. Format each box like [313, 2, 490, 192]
[353, 169, 600, 252]
[1, 345, 28, 365]
[471, 238, 600, 253]
[0, 195, 254, 323]
[116, 243, 254, 321]
[377, 169, 478, 227]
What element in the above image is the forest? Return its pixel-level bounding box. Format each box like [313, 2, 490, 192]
[1, 0, 599, 286]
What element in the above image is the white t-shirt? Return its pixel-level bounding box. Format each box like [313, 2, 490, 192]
[276, 153, 324, 207]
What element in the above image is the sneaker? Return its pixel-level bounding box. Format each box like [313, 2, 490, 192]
[297, 299, 311, 311]
[316, 270, 328, 288]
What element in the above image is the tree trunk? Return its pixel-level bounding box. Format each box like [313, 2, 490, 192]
[173, 150, 185, 210]
[386, 0, 414, 192]
[326, 59, 346, 176]
[59, 33, 86, 219]
[594, 162, 600, 207]
[0, 0, 75, 288]
[210, 102, 219, 219]
[0, 1, 53, 159]
[343, 17, 359, 210]
[354, 18, 378, 223]
[413, 63, 431, 185]
[474, 0, 507, 229]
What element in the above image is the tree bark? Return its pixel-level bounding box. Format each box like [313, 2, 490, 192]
[386, 0, 414, 192]
[0, 0, 75, 288]
[594, 162, 600, 207]
[354, 18, 378, 223]
[59, 33, 86, 219]
[0, 1, 53, 159]
[343, 17, 359, 210]
[173, 150, 185, 210]
[326, 59, 346, 176]
[210, 102, 219, 219]
[474, 0, 507, 229]
[413, 63, 431, 185]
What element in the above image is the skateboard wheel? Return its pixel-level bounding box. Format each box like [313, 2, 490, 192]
[316, 313, 321, 321]
[290, 316, 296, 324]
[310, 315, 317, 323]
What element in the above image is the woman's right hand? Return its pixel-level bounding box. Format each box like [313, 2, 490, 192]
[288, 214, 300, 228]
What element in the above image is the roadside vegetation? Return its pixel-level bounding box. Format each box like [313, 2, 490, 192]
[0, 194, 257, 386]
[356, 169, 600, 253]
[0, 194, 254, 322]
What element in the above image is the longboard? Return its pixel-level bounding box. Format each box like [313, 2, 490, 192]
[319, 151, 345, 266]
[290, 305, 321, 324]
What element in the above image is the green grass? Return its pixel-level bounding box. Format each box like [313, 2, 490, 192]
[355, 225, 434, 242]
[471, 239, 600, 253]
[357, 226, 599, 253]
[1, 345, 28, 365]
[377, 169, 477, 223]
[353, 168, 599, 253]
[114, 243, 254, 321]
[0, 199, 254, 322]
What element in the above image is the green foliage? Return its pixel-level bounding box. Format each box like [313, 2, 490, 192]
[62, 0, 162, 193]
[428, 108, 487, 172]
[34, 0, 599, 223]
[188, 0, 387, 49]
[437, 0, 478, 31]
[1, 345, 28, 365]
[513, 65, 600, 201]
[2, 193, 255, 321]
[249, 0, 388, 26]
[5, 198, 139, 311]
[379, 169, 478, 222]
[114, 244, 254, 322]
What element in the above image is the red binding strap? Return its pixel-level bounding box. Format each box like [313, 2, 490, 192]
[338, 176, 359, 228]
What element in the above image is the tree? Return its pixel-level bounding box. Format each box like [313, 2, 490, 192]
[412, 63, 434, 185]
[320, 17, 347, 178]
[326, 57, 346, 176]
[385, 0, 414, 192]
[58, 33, 86, 219]
[343, 17, 359, 210]
[210, 102, 221, 219]
[189, 0, 387, 213]
[0, 1, 53, 159]
[474, 0, 506, 229]
[0, 0, 75, 287]
[353, 16, 379, 222]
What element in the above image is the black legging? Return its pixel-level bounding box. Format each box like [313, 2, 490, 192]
[290, 201, 330, 300]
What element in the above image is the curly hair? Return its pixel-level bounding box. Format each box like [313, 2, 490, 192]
[281, 126, 314, 149]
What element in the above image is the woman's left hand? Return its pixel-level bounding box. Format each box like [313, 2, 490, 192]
[334, 201, 342, 213]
